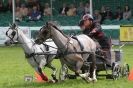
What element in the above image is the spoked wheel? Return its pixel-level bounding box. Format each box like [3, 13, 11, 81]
[112, 63, 121, 80]
[122, 64, 130, 78]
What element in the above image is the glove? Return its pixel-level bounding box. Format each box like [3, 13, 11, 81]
[91, 28, 97, 33]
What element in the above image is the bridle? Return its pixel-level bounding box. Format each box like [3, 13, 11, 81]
[6, 27, 19, 43]
[6, 27, 33, 45]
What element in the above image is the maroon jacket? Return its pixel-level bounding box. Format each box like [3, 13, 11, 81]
[82, 22, 111, 49]
[83, 22, 105, 40]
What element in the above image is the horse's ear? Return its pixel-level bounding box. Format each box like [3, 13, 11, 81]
[12, 23, 18, 30]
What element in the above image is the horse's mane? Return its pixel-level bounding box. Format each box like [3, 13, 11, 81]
[48, 21, 69, 38]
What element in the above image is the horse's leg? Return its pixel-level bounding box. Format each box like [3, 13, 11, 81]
[90, 52, 97, 82]
[75, 60, 83, 75]
[46, 63, 58, 82]
[59, 62, 68, 82]
[76, 60, 92, 82]
[35, 67, 48, 81]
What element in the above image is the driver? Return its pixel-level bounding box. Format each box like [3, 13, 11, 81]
[79, 14, 111, 64]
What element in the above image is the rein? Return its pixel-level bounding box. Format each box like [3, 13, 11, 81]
[42, 42, 57, 49]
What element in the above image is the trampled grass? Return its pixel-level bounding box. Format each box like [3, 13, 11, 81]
[0, 45, 133, 88]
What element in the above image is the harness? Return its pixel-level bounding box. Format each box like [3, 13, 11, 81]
[42, 43, 50, 63]
[71, 36, 84, 51]
[56, 37, 70, 58]
[25, 52, 40, 65]
[56, 36, 90, 61]
[25, 44, 50, 66]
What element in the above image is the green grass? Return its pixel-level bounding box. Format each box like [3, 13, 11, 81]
[0, 45, 133, 88]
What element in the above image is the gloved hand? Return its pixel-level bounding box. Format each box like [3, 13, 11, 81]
[88, 28, 97, 37]
[91, 28, 97, 33]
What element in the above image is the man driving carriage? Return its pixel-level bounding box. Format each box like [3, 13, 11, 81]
[79, 14, 111, 65]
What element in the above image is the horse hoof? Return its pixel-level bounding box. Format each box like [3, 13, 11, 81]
[48, 79, 57, 83]
[79, 73, 89, 78]
[55, 79, 58, 83]
[82, 77, 92, 83]
[92, 79, 97, 83]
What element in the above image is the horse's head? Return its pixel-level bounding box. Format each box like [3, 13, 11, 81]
[5, 23, 18, 46]
[35, 22, 56, 44]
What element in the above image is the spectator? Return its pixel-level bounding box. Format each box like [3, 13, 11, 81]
[33, 0, 41, 12]
[67, 4, 76, 16]
[15, 6, 22, 21]
[7, 0, 12, 12]
[59, 3, 69, 16]
[114, 6, 123, 20]
[20, 4, 28, 18]
[26, 0, 35, 8]
[28, 5, 41, 21]
[43, 3, 52, 16]
[94, 10, 102, 24]
[84, 2, 90, 14]
[77, 2, 85, 16]
[0, 0, 6, 13]
[100, 6, 106, 23]
[123, 5, 132, 20]
[105, 6, 113, 20]
[27, 7, 32, 17]
[15, 0, 21, 7]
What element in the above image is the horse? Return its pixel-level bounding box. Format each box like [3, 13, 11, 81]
[5, 23, 58, 82]
[35, 22, 97, 82]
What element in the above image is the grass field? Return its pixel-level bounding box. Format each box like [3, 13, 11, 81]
[0, 45, 133, 88]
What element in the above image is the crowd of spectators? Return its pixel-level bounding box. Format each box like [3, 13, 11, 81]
[0, 0, 132, 24]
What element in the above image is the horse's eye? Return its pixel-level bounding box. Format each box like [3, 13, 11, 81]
[11, 31, 16, 36]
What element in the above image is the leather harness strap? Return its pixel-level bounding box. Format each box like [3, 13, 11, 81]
[25, 52, 40, 65]
[71, 36, 84, 51]
[24, 44, 50, 66]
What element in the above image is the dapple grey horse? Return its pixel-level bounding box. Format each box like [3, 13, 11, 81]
[35, 22, 97, 82]
[5, 24, 58, 82]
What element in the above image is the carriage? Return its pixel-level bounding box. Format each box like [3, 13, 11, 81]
[94, 47, 130, 80]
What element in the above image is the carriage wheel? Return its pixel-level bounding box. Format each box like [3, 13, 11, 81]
[122, 64, 130, 77]
[112, 63, 121, 80]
